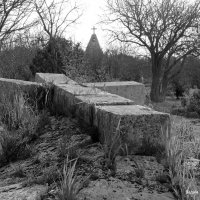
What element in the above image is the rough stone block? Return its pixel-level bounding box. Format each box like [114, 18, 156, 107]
[0, 78, 42, 94]
[94, 105, 170, 154]
[53, 84, 107, 115]
[56, 84, 105, 96]
[35, 73, 77, 84]
[74, 94, 135, 126]
[76, 94, 134, 105]
[84, 81, 146, 105]
[53, 84, 135, 125]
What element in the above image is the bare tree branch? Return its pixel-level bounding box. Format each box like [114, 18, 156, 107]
[34, 0, 82, 39]
[103, 0, 200, 102]
[0, 0, 36, 49]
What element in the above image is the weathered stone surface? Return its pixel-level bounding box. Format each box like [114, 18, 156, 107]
[35, 73, 77, 84]
[0, 183, 47, 200]
[77, 154, 175, 200]
[78, 178, 175, 200]
[75, 94, 135, 125]
[0, 78, 42, 94]
[76, 94, 134, 105]
[56, 84, 105, 96]
[33, 73, 170, 155]
[53, 84, 135, 125]
[53, 84, 105, 116]
[94, 105, 170, 154]
[84, 81, 146, 105]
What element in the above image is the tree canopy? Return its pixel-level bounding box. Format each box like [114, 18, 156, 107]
[105, 0, 200, 102]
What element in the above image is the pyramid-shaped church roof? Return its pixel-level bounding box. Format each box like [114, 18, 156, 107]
[85, 27, 103, 63]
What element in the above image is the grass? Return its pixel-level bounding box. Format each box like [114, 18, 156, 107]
[57, 156, 80, 200]
[0, 90, 28, 130]
[164, 119, 200, 200]
[0, 130, 33, 167]
[102, 119, 123, 173]
[148, 97, 200, 199]
[10, 164, 26, 178]
[0, 85, 51, 167]
[25, 82, 54, 112]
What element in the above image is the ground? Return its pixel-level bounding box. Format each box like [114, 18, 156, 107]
[0, 114, 176, 200]
[0, 97, 200, 200]
[150, 96, 200, 138]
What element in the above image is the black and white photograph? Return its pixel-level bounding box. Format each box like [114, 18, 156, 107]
[0, 0, 200, 199]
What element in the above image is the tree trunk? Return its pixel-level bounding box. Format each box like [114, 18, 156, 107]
[150, 72, 168, 102]
[150, 55, 168, 102]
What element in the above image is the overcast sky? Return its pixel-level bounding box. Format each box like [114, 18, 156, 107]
[68, 0, 107, 50]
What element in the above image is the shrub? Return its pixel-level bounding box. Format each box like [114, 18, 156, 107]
[172, 80, 185, 99]
[171, 108, 186, 116]
[10, 164, 26, 178]
[30, 37, 85, 77]
[0, 87, 50, 140]
[0, 86, 51, 166]
[0, 46, 35, 81]
[186, 92, 200, 117]
[19, 109, 50, 142]
[0, 90, 35, 131]
[30, 38, 64, 75]
[24, 83, 54, 112]
[0, 130, 33, 167]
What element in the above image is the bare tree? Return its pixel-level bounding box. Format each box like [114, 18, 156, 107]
[0, 0, 36, 49]
[34, 0, 82, 39]
[33, 0, 82, 73]
[104, 0, 200, 102]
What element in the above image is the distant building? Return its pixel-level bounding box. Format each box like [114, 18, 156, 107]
[85, 27, 103, 69]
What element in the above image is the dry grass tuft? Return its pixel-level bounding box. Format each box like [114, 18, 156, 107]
[165, 119, 200, 200]
[0, 130, 33, 167]
[102, 119, 123, 172]
[57, 156, 80, 200]
[0, 85, 51, 167]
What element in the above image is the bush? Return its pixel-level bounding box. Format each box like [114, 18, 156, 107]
[0, 88, 47, 134]
[24, 83, 54, 112]
[173, 91, 200, 118]
[0, 89, 32, 130]
[30, 37, 85, 76]
[0, 130, 33, 167]
[171, 108, 186, 116]
[0, 46, 35, 81]
[0, 86, 51, 166]
[172, 80, 185, 100]
[186, 92, 200, 117]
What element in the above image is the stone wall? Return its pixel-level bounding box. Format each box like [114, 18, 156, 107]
[35, 73, 170, 155]
[94, 105, 170, 154]
[53, 84, 135, 125]
[0, 74, 171, 155]
[0, 78, 42, 94]
[0, 74, 170, 155]
[84, 81, 146, 105]
[35, 73, 76, 84]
